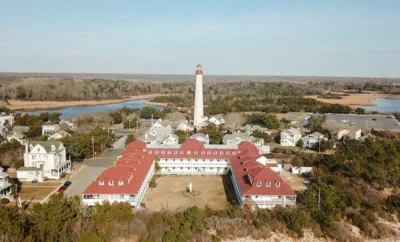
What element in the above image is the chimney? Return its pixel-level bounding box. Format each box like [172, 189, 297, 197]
[25, 141, 29, 153]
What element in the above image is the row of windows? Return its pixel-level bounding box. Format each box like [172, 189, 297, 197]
[99, 180, 124, 186]
[83, 194, 135, 199]
[256, 181, 280, 187]
[166, 167, 228, 170]
[160, 158, 228, 162]
[148, 149, 236, 156]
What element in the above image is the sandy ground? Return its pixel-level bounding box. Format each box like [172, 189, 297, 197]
[5, 93, 169, 111]
[306, 92, 397, 108]
[143, 176, 235, 212]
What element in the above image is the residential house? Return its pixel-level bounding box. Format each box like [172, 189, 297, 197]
[360, 133, 376, 143]
[59, 120, 76, 130]
[13, 125, 30, 135]
[301, 132, 326, 149]
[0, 124, 8, 137]
[48, 131, 71, 140]
[176, 121, 194, 132]
[42, 124, 61, 136]
[338, 126, 362, 140]
[280, 128, 302, 146]
[0, 167, 12, 199]
[222, 133, 270, 154]
[138, 127, 179, 145]
[190, 133, 210, 144]
[291, 167, 313, 175]
[6, 133, 28, 145]
[0, 113, 14, 126]
[236, 124, 270, 135]
[207, 115, 225, 126]
[17, 141, 71, 182]
[152, 119, 164, 128]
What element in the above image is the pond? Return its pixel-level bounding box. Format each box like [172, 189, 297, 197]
[23, 100, 163, 119]
[357, 98, 400, 113]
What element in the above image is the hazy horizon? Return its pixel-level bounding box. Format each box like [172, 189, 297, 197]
[1, 1, 400, 77]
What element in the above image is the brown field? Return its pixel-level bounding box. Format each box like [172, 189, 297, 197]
[306, 91, 397, 108]
[17, 187, 58, 201]
[143, 176, 236, 212]
[5, 93, 170, 111]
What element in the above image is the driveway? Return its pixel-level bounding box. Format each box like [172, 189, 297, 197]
[64, 136, 127, 197]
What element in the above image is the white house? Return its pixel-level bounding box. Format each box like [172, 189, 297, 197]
[42, 124, 61, 136]
[236, 124, 270, 135]
[17, 141, 71, 182]
[138, 127, 179, 145]
[291, 167, 313, 175]
[0, 113, 14, 126]
[280, 128, 302, 147]
[152, 119, 164, 128]
[340, 126, 362, 140]
[0, 167, 12, 200]
[176, 121, 194, 132]
[48, 131, 71, 140]
[60, 120, 76, 130]
[0, 124, 8, 137]
[6, 133, 28, 145]
[222, 133, 270, 154]
[190, 133, 210, 144]
[301, 132, 326, 149]
[207, 115, 225, 126]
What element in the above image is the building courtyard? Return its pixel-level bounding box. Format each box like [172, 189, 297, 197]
[143, 175, 236, 211]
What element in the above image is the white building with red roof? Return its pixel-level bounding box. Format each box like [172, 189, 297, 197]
[82, 139, 296, 209]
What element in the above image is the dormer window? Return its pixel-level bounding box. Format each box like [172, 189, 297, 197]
[256, 181, 261, 187]
[118, 180, 123, 186]
[220, 151, 223, 155]
[180, 151, 183, 154]
[232, 151, 236, 155]
[51, 145, 55, 151]
[187, 151, 191, 154]
[174, 150, 177, 154]
[149, 151, 152, 154]
[214, 151, 217, 154]
[155, 150, 159, 154]
[168, 150, 171, 154]
[99, 180, 104, 186]
[161, 151, 165, 154]
[266, 182, 271, 187]
[276, 182, 280, 187]
[194, 151, 198, 154]
[207, 151, 211, 154]
[201, 151, 205, 154]
[109, 180, 114, 186]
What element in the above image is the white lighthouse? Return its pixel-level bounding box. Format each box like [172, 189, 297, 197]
[193, 64, 207, 127]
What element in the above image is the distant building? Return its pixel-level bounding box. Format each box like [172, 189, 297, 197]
[0, 113, 14, 126]
[0, 167, 12, 199]
[339, 126, 362, 140]
[59, 120, 76, 130]
[42, 124, 61, 136]
[291, 167, 313, 175]
[301, 132, 326, 149]
[222, 133, 270, 154]
[236, 124, 270, 135]
[207, 115, 225, 126]
[280, 128, 302, 146]
[17, 141, 71, 182]
[0, 124, 8, 137]
[48, 131, 71, 140]
[6, 133, 28, 145]
[190, 133, 210, 144]
[138, 127, 179, 145]
[176, 121, 194, 132]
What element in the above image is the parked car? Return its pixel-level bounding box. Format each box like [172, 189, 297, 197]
[58, 186, 68, 193]
[341, 120, 348, 123]
[372, 118, 378, 121]
[64, 181, 72, 187]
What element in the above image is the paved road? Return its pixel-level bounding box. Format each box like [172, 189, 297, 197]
[325, 114, 400, 130]
[64, 136, 127, 197]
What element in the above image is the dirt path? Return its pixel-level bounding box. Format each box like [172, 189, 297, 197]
[5, 93, 171, 111]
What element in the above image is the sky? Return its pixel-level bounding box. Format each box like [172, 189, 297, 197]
[1, 1, 400, 77]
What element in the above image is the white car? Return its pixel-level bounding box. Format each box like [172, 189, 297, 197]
[341, 120, 348, 123]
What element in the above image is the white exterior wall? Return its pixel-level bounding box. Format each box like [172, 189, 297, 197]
[82, 161, 155, 208]
[280, 132, 301, 146]
[193, 73, 204, 126]
[0, 116, 14, 126]
[157, 158, 230, 175]
[247, 195, 296, 209]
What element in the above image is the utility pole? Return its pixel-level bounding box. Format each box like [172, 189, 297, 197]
[136, 120, 139, 137]
[91, 136, 95, 158]
[318, 186, 321, 209]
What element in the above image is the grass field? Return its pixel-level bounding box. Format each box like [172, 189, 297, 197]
[143, 175, 237, 212]
[17, 187, 58, 201]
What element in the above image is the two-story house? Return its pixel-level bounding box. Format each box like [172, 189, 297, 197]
[17, 141, 71, 182]
[0, 167, 12, 199]
[176, 121, 194, 132]
[236, 124, 270, 135]
[42, 124, 61, 136]
[301, 132, 326, 149]
[190, 133, 210, 144]
[138, 127, 179, 145]
[207, 115, 225, 126]
[222, 133, 270, 154]
[280, 128, 302, 146]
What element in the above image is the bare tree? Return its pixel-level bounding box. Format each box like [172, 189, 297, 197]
[224, 113, 245, 131]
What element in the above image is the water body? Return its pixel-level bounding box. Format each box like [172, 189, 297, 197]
[24, 100, 163, 119]
[357, 98, 400, 113]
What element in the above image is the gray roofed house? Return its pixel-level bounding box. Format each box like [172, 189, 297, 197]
[223, 133, 270, 154]
[190, 133, 210, 144]
[236, 124, 270, 135]
[301, 132, 326, 149]
[138, 127, 179, 145]
[12, 125, 30, 134]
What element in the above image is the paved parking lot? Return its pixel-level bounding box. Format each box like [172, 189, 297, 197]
[64, 136, 127, 197]
[325, 114, 400, 130]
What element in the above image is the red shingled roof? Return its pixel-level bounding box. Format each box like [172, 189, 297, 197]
[83, 152, 154, 195]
